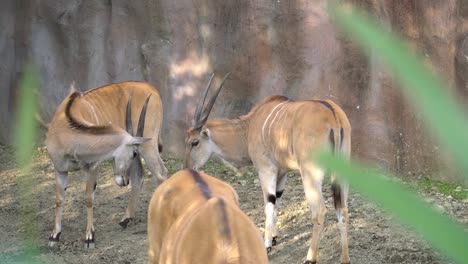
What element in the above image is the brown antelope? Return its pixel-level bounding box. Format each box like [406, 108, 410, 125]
[46, 82, 168, 248]
[147, 169, 268, 264]
[185, 74, 351, 264]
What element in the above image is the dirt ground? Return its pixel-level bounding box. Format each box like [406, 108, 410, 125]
[0, 145, 467, 264]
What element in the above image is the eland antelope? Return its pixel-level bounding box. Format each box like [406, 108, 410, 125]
[147, 169, 268, 264]
[46, 81, 168, 248]
[185, 74, 351, 264]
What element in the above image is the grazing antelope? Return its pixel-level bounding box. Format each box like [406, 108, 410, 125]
[185, 74, 351, 264]
[147, 169, 268, 264]
[46, 82, 168, 248]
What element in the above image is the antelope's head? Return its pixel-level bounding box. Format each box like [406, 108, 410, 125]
[113, 94, 151, 187]
[185, 73, 229, 169]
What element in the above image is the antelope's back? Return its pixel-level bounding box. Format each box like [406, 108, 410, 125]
[48, 81, 163, 139]
[247, 96, 350, 168]
[147, 169, 239, 263]
[159, 197, 268, 264]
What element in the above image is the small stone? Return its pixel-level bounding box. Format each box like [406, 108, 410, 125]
[434, 204, 445, 213]
[254, 179, 260, 186]
[455, 186, 462, 192]
[390, 253, 404, 263]
[424, 198, 434, 204]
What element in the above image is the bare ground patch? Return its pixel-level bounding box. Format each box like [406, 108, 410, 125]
[0, 146, 467, 263]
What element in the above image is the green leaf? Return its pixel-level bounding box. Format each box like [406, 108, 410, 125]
[14, 64, 40, 168]
[12, 64, 44, 263]
[328, 2, 468, 179]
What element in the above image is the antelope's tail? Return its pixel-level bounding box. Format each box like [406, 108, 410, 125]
[330, 126, 343, 211]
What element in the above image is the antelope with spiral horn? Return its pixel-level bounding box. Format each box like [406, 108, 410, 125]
[46, 81, 167, 248]
[185, 74, 351, 264]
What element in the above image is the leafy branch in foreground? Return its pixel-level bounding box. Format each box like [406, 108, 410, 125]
[324, 2, 468, 263]
[317, 153, 468, 264]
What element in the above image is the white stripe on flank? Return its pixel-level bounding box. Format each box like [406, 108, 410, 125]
[267, 101, 289, 140]
[82, 99, 99, 125]
[261, 101, 289, 146]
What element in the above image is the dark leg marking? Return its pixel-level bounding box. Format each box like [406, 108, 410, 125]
[267, 194, 276, 205]
[303, 261, 317, 264]
[276, 190, 284, 199]
[64, 187, 67, 191]
[119, 218, 134, 229]
[267, 247, 272, 254]
[49, 232, 61, 242]
[158, 143, 163, 153]
[272, 236, 278, 246]
[93, 183, 97, 191]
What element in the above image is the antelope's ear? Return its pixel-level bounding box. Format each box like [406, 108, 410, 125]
[201, 128, 210, 138]
[128, 137, 152, 145]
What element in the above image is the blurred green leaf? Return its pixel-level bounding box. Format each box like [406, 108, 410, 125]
[318, 153, 468, 264]
[329, 2, 468, 179]
[14, 64, 39, 168]
[325, 2, 468, 263]
[12, 64, 44, 263]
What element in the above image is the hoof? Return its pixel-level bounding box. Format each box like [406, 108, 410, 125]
[266, 247, 272, 254]
[84, 240, 95, 249]
[119, 218, 133, 229]
[303, 261, 317, 264]
[272, 236, 278, 246]
[84, 231, 95, 249]
[48, 232, 61, 247]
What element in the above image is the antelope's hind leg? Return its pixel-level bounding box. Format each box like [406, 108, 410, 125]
[49, 170, 68, 247]
[84, 167, 98, 249]
[301, 165, 327, 264]
[333, 181, 350, 264]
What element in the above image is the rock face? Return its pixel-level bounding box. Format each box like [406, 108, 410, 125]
[1, 0, 467, 180]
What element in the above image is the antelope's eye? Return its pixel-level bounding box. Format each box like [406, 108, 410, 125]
[133, 151, 138, 158]
[191, 140, 199, 147]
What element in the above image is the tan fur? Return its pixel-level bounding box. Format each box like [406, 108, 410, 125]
[185, 95, 351, 263]
[147, 169, 268, 264]
[46, 81, 168, 248]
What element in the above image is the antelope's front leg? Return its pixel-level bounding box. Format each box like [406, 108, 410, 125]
[271, 173, 288, 247]
[119, 169, 143, 229]
[84, 168, 98, 249]
[49, 170, 68, 247]
[258, 167, 278, 253]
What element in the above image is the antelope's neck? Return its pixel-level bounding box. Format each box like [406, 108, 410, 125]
[208, 118, 251, 167]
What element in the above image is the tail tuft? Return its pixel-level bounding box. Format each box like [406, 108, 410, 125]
[331, 182, 342, 210]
